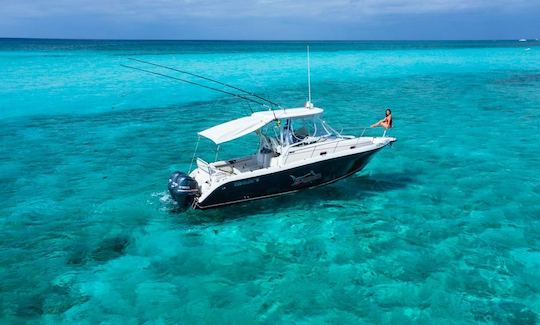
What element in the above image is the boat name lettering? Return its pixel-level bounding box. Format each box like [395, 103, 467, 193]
[234, 178, 260, 187]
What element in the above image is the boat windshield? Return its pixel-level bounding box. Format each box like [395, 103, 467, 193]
[257, 117, 335, 150]
[289, 117, 333, 140]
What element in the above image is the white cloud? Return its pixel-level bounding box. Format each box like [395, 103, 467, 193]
[1, 0, 536, 22]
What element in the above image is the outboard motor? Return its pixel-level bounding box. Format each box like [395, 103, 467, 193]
[168, 171, 199, 207]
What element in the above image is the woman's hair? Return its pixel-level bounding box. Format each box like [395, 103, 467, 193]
[386, 108, 392, 115]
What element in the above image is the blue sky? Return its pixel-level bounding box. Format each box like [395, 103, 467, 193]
[1, 0, 539, 40]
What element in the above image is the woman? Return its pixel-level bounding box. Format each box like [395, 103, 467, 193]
[371, 108, 393, 129]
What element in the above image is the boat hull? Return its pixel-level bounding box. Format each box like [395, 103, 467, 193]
[195, 147, 382, 209]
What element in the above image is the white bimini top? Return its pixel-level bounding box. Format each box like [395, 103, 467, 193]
[198, 107, 323, 144]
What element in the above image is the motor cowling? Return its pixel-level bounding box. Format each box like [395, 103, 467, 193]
[168, 171, 199, 207]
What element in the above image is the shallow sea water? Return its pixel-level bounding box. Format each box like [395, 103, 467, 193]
[1, 40, 540, 323]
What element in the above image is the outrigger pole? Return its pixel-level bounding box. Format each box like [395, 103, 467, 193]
[121, 64, 273, 108]
[128, 58, 281, 108]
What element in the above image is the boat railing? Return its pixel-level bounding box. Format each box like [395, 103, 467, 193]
[197, 158, 221, 183]
[196, 157, 212, 175]
[282, 128, 390, 164]
[338, 126, 389, 138]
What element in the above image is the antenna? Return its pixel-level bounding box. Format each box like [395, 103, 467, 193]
[307, 45, 312, 107]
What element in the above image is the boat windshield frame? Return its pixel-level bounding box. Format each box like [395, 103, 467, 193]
[256, 116, 342, 152]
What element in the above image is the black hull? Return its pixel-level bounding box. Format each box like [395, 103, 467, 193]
[195, 148, 382, 209]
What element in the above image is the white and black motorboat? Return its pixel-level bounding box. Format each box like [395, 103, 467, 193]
[168, 105, 396, 209]
[122, 50, 397, 210]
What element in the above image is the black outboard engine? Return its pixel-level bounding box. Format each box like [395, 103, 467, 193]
[168, 171, 199, 207]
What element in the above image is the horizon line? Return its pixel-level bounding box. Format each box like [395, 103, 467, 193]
[1, 37, 537, 42]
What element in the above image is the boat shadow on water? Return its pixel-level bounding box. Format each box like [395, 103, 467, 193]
[172, 170, 417, 224]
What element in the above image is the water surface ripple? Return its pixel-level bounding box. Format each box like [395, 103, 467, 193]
[1, 40, 539, 323]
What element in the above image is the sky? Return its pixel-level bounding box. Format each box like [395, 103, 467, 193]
[1, 0, 539, 40]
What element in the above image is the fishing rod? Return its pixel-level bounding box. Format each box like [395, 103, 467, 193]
[128, 58, 281, 108]
[121, 64, 272, 108]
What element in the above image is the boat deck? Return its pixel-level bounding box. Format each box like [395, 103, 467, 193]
[211, 156, 261, 175]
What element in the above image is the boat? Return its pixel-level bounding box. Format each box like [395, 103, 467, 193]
[121, 50, 397, 210]
[519, 39, 527, 42]
[168, 105, 396, 209]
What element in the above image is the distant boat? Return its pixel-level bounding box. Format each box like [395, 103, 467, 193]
[518, 39, 527, 42]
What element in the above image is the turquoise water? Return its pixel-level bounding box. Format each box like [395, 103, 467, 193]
[1, 39, 540, 323]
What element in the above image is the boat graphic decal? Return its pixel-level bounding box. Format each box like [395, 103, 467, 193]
[290, 171, 322, 186]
